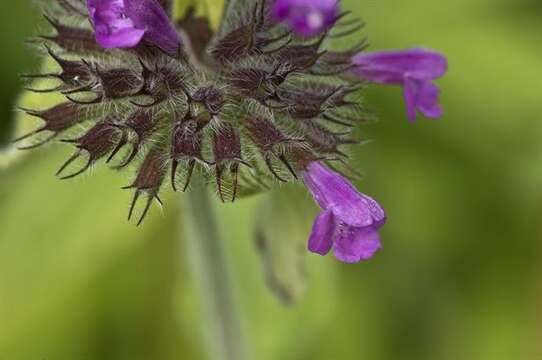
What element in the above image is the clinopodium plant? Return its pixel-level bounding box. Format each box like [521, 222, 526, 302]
[17, 0, 447, 263]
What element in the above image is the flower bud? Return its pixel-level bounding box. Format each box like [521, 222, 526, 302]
[210, 2, 289, 64]
[42, 15, 100, 52]
[56, 120, 122, 179]
[212, 123, 247, 202]
[66, 66, 144, 104]
[170, 113, 210, 192]
[22, 46, 92, 92]
[192, 86, 225, 115]
[109, 108, 159, 167]
[15, 102, 87, 149]
[245, 117, 302, 182]
[123, 145, 168, 225]
[276, 35, 325, 69]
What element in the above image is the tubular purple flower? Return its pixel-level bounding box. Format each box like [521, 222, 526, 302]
[352, 48, 448, 122]
[87, 0, 180, 54]
[272, 0, 339, 37]
[302, 162, 386, 263]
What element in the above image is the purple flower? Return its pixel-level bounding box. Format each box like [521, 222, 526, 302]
[87, 0, 180, 54]
[302, 162, 386, 263]
[352, 48, 448, 122]
[272, 0, 339, 37]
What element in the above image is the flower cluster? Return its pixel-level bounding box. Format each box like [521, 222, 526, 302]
[17, 0, 447, 263]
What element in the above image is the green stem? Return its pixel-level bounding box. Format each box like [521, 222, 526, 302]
[182, 185, 247, 360]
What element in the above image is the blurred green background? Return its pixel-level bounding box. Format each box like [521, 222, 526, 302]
[1, 0, 542, 359]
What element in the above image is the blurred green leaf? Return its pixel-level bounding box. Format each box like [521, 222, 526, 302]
[0, 146, 205, 359]
[174, 0, 225, 29]
[253, 185, 314, 304]
[0, 1, 41, 147]
[1, 58, 65, 171]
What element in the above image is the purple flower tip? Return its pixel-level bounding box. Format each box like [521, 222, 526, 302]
[87, 0, 180, 54]
[352, 48, 448, 122]
[272, 0, 339, 37]
[302, 162, 386, 264]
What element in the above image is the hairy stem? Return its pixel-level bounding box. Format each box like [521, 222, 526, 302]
[182, 185, 247, 360]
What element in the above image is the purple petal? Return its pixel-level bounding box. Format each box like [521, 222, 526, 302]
[414, 81, 443, 118]
[88, 0, 146, 48]
[272, 0, 338, 36]
[403, 77, 418, 122]
[124, 0, 180, 54]
[403, 78, 443, 121]
[302, 162, 386, 228]
[87, 0, 180, 54]
[307, 209, 335, 256]
[94, 26, 146, 48]
[333, 225, 382, 263]
[352, 48, 448, 84]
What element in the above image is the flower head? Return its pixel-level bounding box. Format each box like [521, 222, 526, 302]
[87, 0, 180, 54]
[302, 162, 386, 263]
[272, 0, 339, 37]
[352, 48, 448, 121]
[18, 0, 372, 225]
